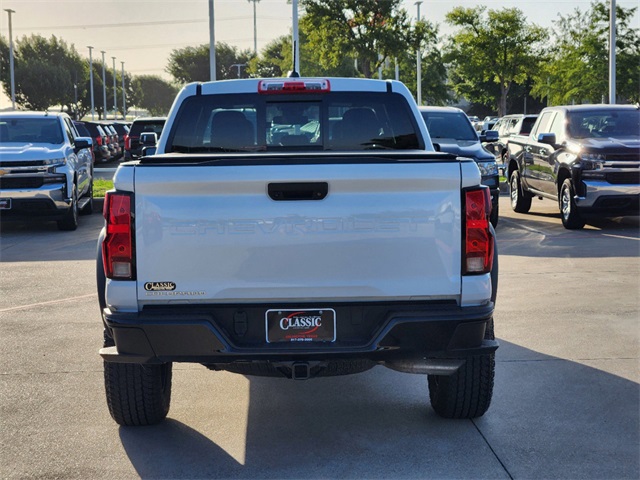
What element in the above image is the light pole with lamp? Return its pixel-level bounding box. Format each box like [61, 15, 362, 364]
[87, 46, 95, 120]
[121, 62, 126, 120]
[415, 1, 422, 106]
[4, 8, 16, 109]
[112, 57, 117, 119]
[248, 0, 260, 56]
[101, 51, 107, 119]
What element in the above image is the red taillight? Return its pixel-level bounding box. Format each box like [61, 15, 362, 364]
[124, 134, 130, 150]
[463, 187, 494, 275]
[102, 192, 135, 280]
[258, 78, 330, 94]
[95, 135, 103, 146]
[104, 136, 110, 144]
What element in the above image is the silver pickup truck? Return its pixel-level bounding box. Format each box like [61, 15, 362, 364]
[97, 77, 498, 426]
[0, 111, 94, 230]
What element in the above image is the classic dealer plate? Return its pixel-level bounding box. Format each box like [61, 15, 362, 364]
[266, 308, 336, 343]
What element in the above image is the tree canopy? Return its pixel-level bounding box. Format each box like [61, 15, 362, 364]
[445, 7, 547, 116]
[131, 75, 178, 116]
[0, 35, 87, 113]
[531, 1, 640, 105]
[166, 42, 253, 84]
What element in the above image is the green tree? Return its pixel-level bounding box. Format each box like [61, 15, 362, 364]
[166, 42, 254, 84]
[444, 7, 547, 116]
[531, 1, 640, 105]
[131, 75, 178, 116]
[247, 30, 356, 79]
[299, 0, 414, 79]
[0, 34, 87, 113]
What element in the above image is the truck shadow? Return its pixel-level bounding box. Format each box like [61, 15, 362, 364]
[0, 210, 103, 262]
[118, 341, 639, 479]
[497, 213, 639, 259]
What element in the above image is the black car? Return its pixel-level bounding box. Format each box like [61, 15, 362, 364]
[420, 106, 500, 227]
[73, 121, 111, 163]
[124, 117, 166, 160]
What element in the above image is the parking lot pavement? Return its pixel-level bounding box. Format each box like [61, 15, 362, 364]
[1, 196, 638, 479]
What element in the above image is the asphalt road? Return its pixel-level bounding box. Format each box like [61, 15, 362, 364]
[1, 195, 638, 479]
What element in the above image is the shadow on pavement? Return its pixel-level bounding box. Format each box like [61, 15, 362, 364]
[0, 210, 103, 262]
[497, 213, 639, 259]
[119, 341, 639, 479]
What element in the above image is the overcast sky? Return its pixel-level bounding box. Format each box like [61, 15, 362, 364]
[0, 0, 637, 107]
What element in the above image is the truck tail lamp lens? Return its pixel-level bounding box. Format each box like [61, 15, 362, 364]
[258, 78, 330, 94]
[124, 134, 130, 150]
[463, 187, 494, 275]
[103, 192, 135, 280]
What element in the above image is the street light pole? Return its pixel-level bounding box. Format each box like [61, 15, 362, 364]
[121, 61, 126, 120]
[112, 57, 117, 119]
[4, 9, 16, 109]
[291, 0, 300, 75]
[248, 0, 260, 56]
[87, 46, 95, 120]
[101, 51, 107, 119]
[415, 1, 423, 106]
[209, 0, 216, 81]
[609, 0, 616, 104]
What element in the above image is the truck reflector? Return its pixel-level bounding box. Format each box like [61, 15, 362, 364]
[463, 187, 494, 275]
[102, 192, 135, 280]
[258, 78, 331, 94]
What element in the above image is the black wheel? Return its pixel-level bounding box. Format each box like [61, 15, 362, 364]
[559, 179, 585, 230]
[428, 319, 495, 419]
[103, 331, 172, 426]
[490, 200, 499, 228]
[509, 169, 532, 213]
[81, 180, 94, 215]
[57, 184, 78, 231]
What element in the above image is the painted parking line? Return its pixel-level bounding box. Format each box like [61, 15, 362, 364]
[0, 294, 96, 313]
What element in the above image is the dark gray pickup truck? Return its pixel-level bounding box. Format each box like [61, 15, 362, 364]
[505, 104, 640, 229]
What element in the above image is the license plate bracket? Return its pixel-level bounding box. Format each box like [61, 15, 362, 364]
[266, 308, 336, 343]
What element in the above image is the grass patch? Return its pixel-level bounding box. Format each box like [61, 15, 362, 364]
[94, 179, 113, 198]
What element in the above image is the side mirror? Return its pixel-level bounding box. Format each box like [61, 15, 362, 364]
[140, 132, 158, 147]
[480, 130, 499, 142]
[141, 146, 157, 157]
[74, 137, 92, 152]
[537, 133, 556, 146]
[432, 142, 441, 152]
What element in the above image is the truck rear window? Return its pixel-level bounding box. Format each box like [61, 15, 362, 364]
[166, 92, 420, 153]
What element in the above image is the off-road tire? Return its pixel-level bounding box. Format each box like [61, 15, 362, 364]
[103, 331, 172, 426]
[57, 185, 78, 231]
[509, 169, 532, 213]
[559, 179, 585, 230]
[427, 319, 495, 419]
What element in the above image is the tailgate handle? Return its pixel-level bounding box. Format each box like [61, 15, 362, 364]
[268, 182, 328, 201]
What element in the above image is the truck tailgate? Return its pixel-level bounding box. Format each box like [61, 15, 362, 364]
[134, 162, 461, 304]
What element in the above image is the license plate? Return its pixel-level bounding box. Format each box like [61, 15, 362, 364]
[266, 308, 336, 343]
[0, 198, 11, 210]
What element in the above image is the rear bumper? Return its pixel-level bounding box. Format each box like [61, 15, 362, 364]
[100, 301, 497, 365]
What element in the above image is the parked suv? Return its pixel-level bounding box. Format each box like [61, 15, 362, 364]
[486, 114, 538, 165]
[73, 121, 110, 163]
[124, 117, 166, 160]
[110, 122, 129, 156]
[77, 121, 112, 163]
[420, 106, 500, 226]
[0, 112, 94, 230]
